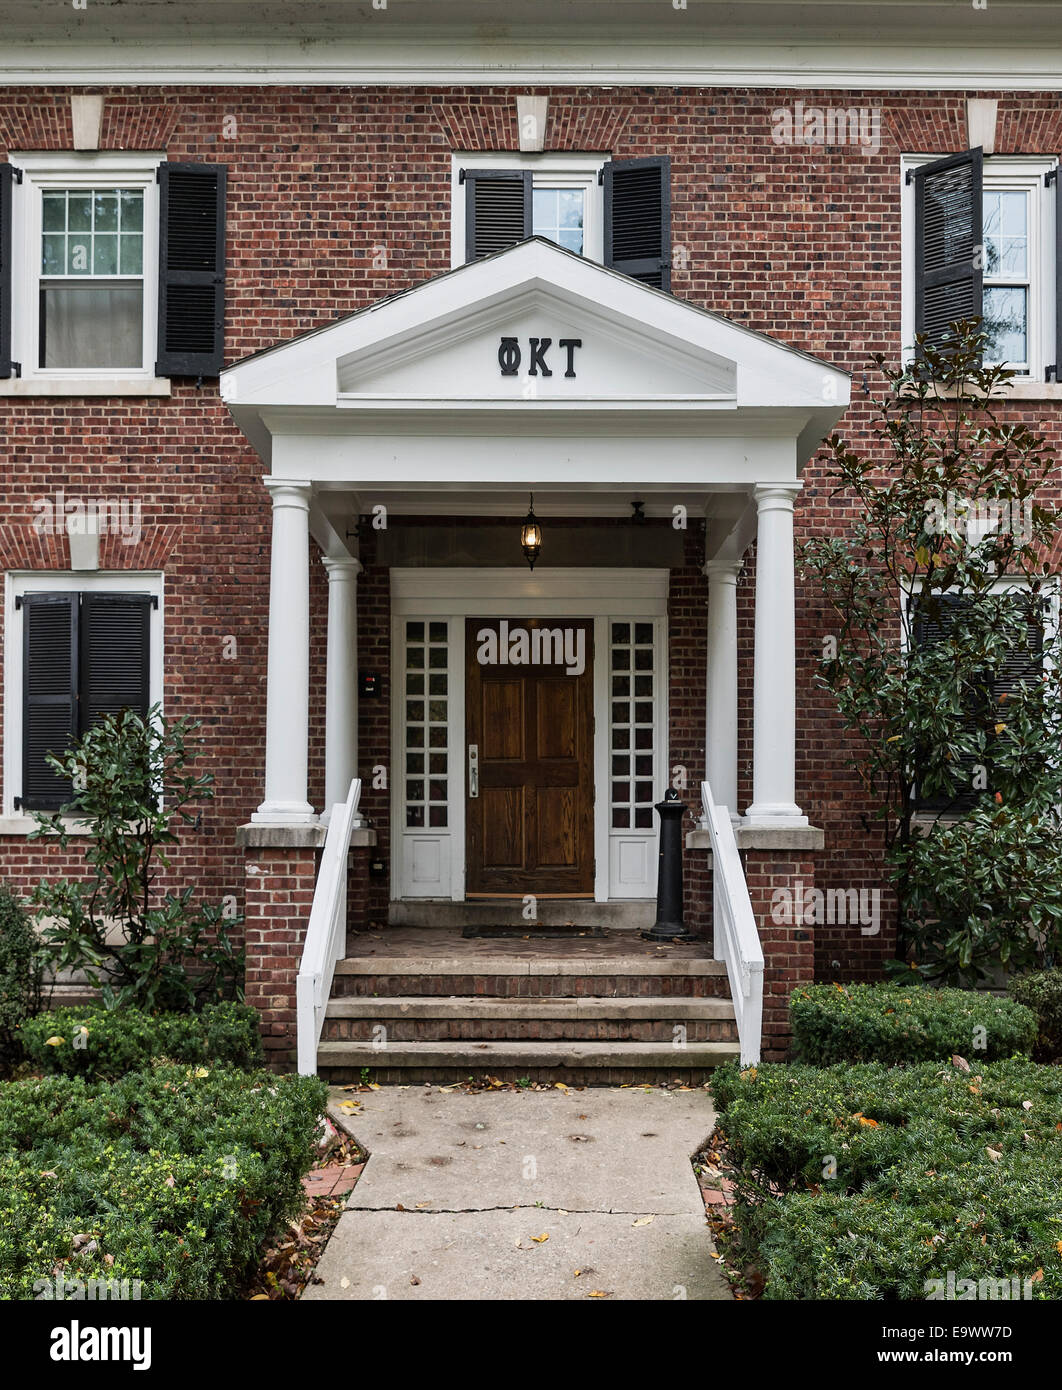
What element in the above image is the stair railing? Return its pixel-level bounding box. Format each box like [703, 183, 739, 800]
[296, 778, 362, 1076]
[701, 780, 763, 1066]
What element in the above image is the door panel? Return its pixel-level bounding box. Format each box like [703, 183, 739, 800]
[466, 617, 594, 898]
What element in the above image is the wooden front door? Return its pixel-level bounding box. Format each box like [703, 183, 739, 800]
[466, 618, 594, 897]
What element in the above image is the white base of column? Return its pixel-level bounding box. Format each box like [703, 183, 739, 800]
[251, 800, 318, 825]
[744, 803, 809, 827]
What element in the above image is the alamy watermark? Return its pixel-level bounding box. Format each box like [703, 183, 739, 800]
[476, 622, 586, 677]
[771, 879, 881, 935]
[32, 489, 142, 545]
[771, 101, 881, 155]
[924, 492, 1033, 547]
[35, 1276, 142, 1301]
[925, 1272, 1036, 1301]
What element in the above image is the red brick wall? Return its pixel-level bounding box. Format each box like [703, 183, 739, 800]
[243, 845, 318, 1069]
[1, 83, 1060, 990]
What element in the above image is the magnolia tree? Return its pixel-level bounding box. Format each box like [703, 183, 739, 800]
[29, 708, 242, 1011]
[802, 320, 1062, 984]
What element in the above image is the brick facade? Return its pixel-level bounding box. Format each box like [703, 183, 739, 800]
[3, 83, 1061, 1061]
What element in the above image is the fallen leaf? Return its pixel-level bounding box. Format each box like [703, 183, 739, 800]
[45, 1036, 65, 1047]
[588, 1289, 612, 1298]
[555, 1083, 569, 1092]
[340, 1277, 350, 1289]
[410, 1275, 420, 1286]
[632, 1216, 655, 1227]
[530, 1233, 549, 1244]
[573, 1269, 582, 1277]
[1022, 1100, 1034, 1111]
[250, 1294, 270, 1300]
[950, 1055, 971, 1073]
[986, 1147, 1003, 1162]
[414, 1202, 431, 1209]
[1031, 1269, 1044, 1283]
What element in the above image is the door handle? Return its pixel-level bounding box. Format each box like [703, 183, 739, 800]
[468, 743, 479, 798]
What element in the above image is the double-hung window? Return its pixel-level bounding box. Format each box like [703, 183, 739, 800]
[453, 153, 672, 290]
[0, 153, 227, 389]
[902, 151, 1061, 381]
[5, 576, 162, 816]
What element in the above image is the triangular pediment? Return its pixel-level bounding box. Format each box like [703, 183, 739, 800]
[222, 238, 849, 465]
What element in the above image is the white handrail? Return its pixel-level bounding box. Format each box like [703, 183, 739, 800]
[296, 778, 362, 1076]
[701, 780, 764, 1066]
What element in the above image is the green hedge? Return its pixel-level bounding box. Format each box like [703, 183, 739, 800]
[1009, 971, 1062, 1062]
[19, 1003, 263, 1079]
[789, 982, 1036, 1065]
[0, 1064, 327, 1299]
[712, 1058, 1062, 1300]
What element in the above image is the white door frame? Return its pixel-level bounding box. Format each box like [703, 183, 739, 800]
[391, 567, 670, 903]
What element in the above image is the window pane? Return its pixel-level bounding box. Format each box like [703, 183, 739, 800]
[42, 193, 66, 232]
[532, 186, 584, 255]
[983, 191, 1028, 278]
[42, 235, 65, 275]
[67, 194, 92, 232]
[119, 234, 143, 275]
[983, 286, 1028, 366]
[40, 285, 143, 368]
[93, 192, 118, 232]
[119, 190, 143, 232]
[92, 234, 118, 275]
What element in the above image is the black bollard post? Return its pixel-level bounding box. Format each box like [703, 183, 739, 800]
[642, 788, 694, 941]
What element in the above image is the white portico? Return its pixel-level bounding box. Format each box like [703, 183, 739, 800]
[222, 239, 849, 891]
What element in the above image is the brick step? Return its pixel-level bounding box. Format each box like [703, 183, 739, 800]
[331, 955, 730, 1000]
[316, 1038, 741, 1086]
[321, 995, 738, 1043]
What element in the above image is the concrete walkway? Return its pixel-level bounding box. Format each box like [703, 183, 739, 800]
[304, 1085, 732, 1301]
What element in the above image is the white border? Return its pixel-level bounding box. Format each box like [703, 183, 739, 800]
[390, 567, 669, 903]
[900, 154, 1058, 381]
[9, 151, 165, 388]
[2, 571, 164, 826]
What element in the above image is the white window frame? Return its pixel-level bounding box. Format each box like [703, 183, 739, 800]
[1, 571, 164, 830]
[8, 151, 166, 391]
[450, 151, 607, 269]
[900, 154, 1058, 382]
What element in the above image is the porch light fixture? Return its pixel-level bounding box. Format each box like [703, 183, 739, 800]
[520, 493, 542, 570]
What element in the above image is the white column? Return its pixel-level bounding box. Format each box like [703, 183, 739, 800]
[746, 482, 808, 826]
[253, 480, 315, 824]
[322, 555, 362, 817]
[703, 560, 740, 818]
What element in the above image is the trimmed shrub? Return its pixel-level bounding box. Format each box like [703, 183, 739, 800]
[789, 982, 1036, 1065]
[0, 885, 44, 1060]
[713, 1057, 1062, 1300]
[1009, 970, 1062, 1062]
[0, 1065, 328, 1300]
[19, 1003, 263, 1079]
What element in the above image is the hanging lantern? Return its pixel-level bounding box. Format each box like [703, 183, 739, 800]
[520, 493, 542, 570]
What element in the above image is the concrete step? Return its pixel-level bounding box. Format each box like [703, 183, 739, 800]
[321, 995, 738, 1043]
[316, 1038, 741, 1085]
[331, 954, 730, 1000]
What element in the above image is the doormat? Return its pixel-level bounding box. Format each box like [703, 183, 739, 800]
[461, 926, 608, 939]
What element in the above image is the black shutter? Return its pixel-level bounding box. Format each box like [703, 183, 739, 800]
[155, 162, 226, 376]
[21, 593, 78, 812]
[911, 594, 982, 812]
[79, 593, 151, 730]
[913, 149, 983, 355]
[0, 163, 15, 380]
[603, 156, 671, 291]
[463, 170, 532, 262]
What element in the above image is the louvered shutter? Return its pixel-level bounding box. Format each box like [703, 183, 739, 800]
[994, 595, 1045, 700]
[20, 593, 78, 812]
[155, 162, 226, 376]
[79, 593, 151, 729]
[911, 594, 983, 811]
[463, 170, 532, 261]
[913, 149, 983, 355]
[603, 156, 671, 291]
[0, 163, 14, 380]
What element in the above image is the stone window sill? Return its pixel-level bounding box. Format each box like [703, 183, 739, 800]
[0, 814, 97, 836]
[0, 376, 172, 398]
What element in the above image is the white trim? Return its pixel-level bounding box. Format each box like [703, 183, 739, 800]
[900, 153, 1058, 381]
[451, 152, 606, 269]
[390, 568, 668, 903]
[0, 377, 172, 398]
[9, 152, 164, 385]
[2, 571, 164, 823]
[6, 42, 1062, 90]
